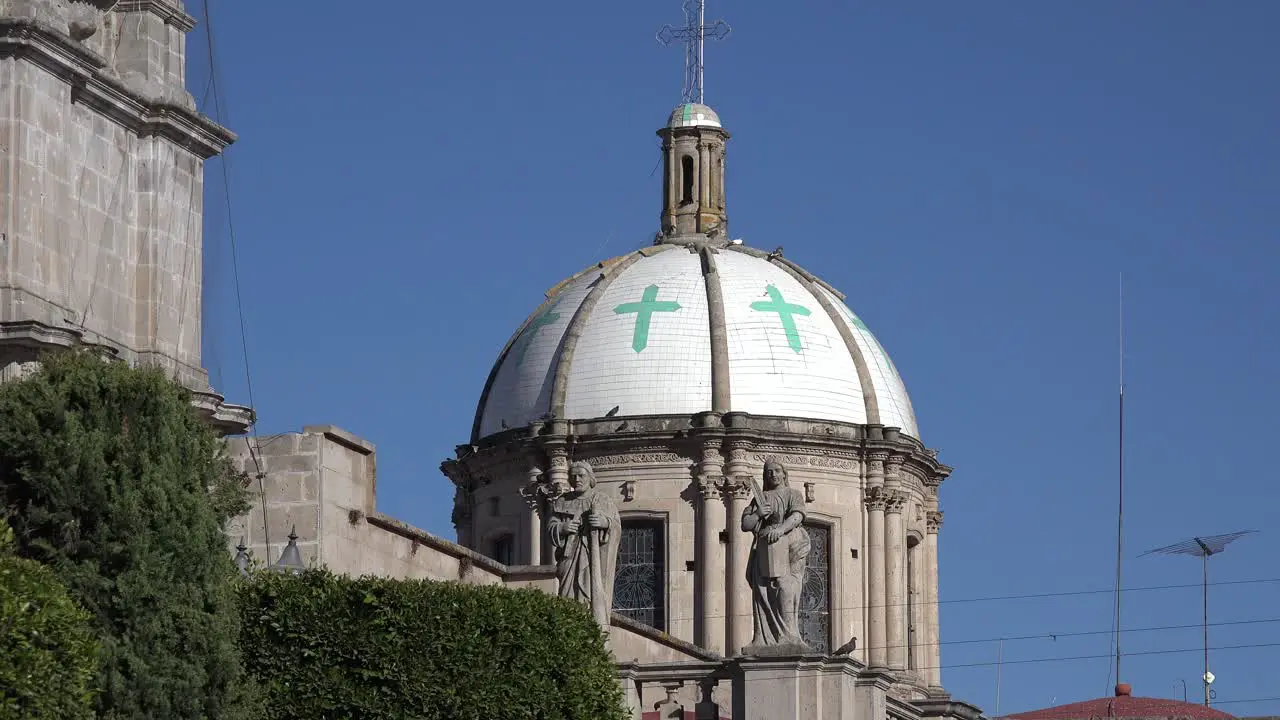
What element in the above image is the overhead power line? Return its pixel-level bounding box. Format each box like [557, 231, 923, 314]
[198, 0, 270, 557]
[656, 575, 1280, 624]
[737, 639, 1280, 685]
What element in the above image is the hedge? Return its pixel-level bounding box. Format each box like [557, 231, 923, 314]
[238, 569, 628, 720]
[0, 524, 98, 719]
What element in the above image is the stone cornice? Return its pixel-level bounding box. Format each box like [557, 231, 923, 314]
[457, 413, 951, 492]
[190, 391, 254, 436]
[114, 1, 198, 32]
[0, 319, 252, 435]
[916, 697, 985, 720]
[0, 18, 235, 158]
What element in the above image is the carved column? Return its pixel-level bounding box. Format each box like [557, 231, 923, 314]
[885, 488, 908, 670]
[546, 447, 569, 493]
[698, 141, 711, 209]
[664, 140, 677, 232]
[926, 510, 944, 688]
[696, 437, 726, 654]
[520, 466, 544, 565]
[863, 454, 888, 667]
[723, 439, 752, 655]
[909, 532, 925, 674]
[715, 142, 726, 211]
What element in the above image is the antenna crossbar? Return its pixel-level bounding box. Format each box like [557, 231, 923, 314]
[1141, 531, 1256, 558]
[1142, 530, 1257, 707]
[657, 0, 731, 105]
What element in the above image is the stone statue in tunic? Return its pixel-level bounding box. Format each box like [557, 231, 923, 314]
[741, 460, 811, 654]
[548, 460, 620, 626]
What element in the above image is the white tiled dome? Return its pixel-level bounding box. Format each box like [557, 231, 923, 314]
[472, 244, 918, 441]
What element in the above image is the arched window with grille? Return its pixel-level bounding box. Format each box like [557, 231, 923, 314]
[612, 516, 666, 631]
[799, 522, 831, 653]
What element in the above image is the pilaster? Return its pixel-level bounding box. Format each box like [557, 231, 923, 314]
[693, 412, 726, 654]
[863, 454, 888, 669]
[925, 510, 944, 689]
[723, 435, 753, 655]
[885, 455, 909, 671]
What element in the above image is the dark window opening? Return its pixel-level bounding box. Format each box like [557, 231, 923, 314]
[681, 155, 695, 205]
[491, 534, 514, 566]
[613, 518, 666, 631]
[800, 523, 831, 654]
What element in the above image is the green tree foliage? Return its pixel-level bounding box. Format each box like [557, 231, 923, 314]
[0, 523, 98, 719]
[239, 569, 629, 720]
[0, 349, 260, 719]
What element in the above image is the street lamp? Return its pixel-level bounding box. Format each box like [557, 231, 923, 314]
[273, 525, 305, 574]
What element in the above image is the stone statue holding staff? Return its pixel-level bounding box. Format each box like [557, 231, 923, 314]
[548, 460, 620, 626]
[741, 459, 811, 654]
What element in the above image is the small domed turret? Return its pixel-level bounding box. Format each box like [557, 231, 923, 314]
[658, 103, 730, 239]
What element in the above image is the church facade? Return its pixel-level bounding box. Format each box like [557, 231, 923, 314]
[1, 3, 986, 718]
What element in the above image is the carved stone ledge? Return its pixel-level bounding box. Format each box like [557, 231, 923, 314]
[190, 390, 254, 437]
[114, 0, 198, 32]
[0, 18, 233, 157]
[579, 451, 693, 467]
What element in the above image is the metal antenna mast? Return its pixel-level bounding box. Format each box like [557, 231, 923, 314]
[1114, 274, 1125, 689]
[1141, 530, 1257, 707]
[657, 0, 731, 104]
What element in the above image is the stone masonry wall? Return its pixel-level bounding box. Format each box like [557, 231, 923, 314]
[0, 1, 228, 392]
[225, 425, 523, 586]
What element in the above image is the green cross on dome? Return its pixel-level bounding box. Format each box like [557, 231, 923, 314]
[751, 285, 811, 353]
[614, 285, 682, 353]
[513, 303, 561, 366]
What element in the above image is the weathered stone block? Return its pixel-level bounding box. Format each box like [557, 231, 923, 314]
[265, 452, 319, 474]
[248, 503, 320, 544]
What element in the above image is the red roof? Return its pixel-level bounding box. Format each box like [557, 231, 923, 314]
[1003, 696, 1235, 720]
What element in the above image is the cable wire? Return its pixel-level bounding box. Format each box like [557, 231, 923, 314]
[652, 575, 1280, 625]
[725, 640, 1280, 687]
[198, 0, 270, 557]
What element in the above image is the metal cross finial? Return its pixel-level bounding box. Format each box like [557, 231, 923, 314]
[657, 0, 731, 105]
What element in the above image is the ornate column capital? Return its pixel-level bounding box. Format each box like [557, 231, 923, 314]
[698, 478, 723, 501]
[719, 476, 751, 500]
[926, 510, 944, 534]
[440, 458, 469, 487]
[697, 436, 726, 500]
[863, 485, 887, 512]
[885, 490, 908, 515]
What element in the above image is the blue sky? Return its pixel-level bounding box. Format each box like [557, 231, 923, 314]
[189, 1, 1279, 714]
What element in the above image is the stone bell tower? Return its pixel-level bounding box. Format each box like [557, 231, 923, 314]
[0, 0, 251, 434]
[658, 103, 729, 239]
